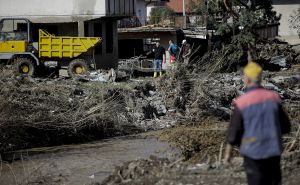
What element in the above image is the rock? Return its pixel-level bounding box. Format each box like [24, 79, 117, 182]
[295, 55, 300, 63]
[219, 107, 232, 116]
[156, 104, 167, 115]
[149, 90, 156, 96]
[231, 157, 244, 167]
[272, 76, 286, 84]
[195, 163, 211, 170]
[263, 82, 280, 91]
[187, 163, 210, 172]
[271, 75, 300, 88]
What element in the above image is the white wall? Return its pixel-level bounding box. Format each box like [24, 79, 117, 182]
[0, 0, 75, 17]
[272, 0, 300, 36]
[136, 0, 147, 25]
[147, 5, 155, 18]
[0, 0, 135, 23]
[273, 4, 300, 36]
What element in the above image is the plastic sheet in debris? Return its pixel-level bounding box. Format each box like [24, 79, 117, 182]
[270, 55, 287, 67]
[88, 69, 116, 82]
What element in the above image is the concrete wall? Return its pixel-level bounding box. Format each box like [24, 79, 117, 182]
[86, 20, 119, 69]
[98, 21, 119, 69]
[136, 0, 147, 25]
[0, 0, 135, 23]
[272, 0, 300, 36]
[0, 0, 131, 68]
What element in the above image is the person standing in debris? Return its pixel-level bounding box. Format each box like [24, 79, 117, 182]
[153, 42, 166, 78]
[180, 39, 191, 64]
[224, 62, 291, 185]
[168, 40, 179, 65]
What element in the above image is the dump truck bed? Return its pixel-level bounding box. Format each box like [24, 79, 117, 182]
[38, 29, 101, 58]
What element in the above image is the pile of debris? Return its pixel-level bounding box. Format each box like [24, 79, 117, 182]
[257, 40, 300, 69]
[159, 121, 228, 161]
[157, 62, 300, 121]
[0, 68, 170, 152]
[1, 62, 298, 153]
[157, 67, 240, 121]
[151, 65, 300, 167]
[0, 71, 130, 152]
[99, 151, 300, 185]
[190, 40, 300, 73]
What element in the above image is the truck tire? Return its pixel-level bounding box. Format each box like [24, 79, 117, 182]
[14, 57, 36, 76]
[68, 59, 89, 78]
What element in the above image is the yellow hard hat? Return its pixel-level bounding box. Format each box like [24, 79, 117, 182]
[243, 62, 263, 80]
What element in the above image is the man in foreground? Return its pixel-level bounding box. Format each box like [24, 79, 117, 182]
[225, 62, 291, 185]
[153, 42, 166, 78]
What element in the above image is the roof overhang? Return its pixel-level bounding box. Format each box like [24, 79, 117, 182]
[0, 14, 134, 23]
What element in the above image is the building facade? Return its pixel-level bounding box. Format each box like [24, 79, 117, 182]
[0, 0, 136, 68]
[272, 0, 300, 36]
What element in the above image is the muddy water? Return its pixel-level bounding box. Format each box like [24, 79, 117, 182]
[0, 136, 178, 185]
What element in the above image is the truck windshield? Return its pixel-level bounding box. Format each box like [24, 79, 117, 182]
[0, 19, 28, 41]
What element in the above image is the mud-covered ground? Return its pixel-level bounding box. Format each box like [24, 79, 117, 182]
[100, 151, 300, 185]
[100, 66, 300, 185]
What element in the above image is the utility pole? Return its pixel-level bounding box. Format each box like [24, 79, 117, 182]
[183, 0, 186, 17]
[183, 0, 187, 28]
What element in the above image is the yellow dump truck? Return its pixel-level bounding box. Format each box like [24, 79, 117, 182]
[0, 18, 102, 77]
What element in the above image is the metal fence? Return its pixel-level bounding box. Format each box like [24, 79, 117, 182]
[256, 23, 279, 39]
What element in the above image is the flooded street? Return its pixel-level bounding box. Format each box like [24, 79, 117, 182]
[0, 135, 178, 185]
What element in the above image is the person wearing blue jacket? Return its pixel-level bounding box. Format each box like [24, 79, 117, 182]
[224, 62, 291, 185]
[168, 40, 179, 64]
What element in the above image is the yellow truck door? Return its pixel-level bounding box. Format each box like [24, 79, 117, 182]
[0, 41, 27, 53]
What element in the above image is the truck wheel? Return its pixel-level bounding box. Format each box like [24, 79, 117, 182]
[15, 58, 36, 76]
[68, 59, 89, 78]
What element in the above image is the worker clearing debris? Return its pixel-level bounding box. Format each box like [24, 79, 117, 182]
[224, 62, 291, 185]
[180, 39, 192, 64]
[152, 42, 166, 78]
[168, 40, 179, 68]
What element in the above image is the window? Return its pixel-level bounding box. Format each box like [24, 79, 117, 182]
[84, 22, 89, 37]
[94, 22, 102, 55]
[106, 22, 114, 54]
[0, 19, 28, 41]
